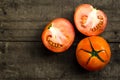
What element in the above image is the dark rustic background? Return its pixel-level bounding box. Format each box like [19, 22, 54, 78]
[0, 0, 120, 80]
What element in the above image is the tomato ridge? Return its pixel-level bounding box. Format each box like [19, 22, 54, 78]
[78, 38, 106, 65]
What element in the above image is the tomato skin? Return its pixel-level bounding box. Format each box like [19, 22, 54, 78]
[74, 4, 107, 36]
[42, 18, 75, 53]
[76, 36, 111, 71]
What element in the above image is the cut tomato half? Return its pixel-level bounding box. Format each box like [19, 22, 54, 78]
[74, 4, 107, 36]
[42, 18, 75, 53]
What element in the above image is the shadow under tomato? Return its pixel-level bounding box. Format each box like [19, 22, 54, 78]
[69, 50, 88, 73]
[69, 17, 90, 74]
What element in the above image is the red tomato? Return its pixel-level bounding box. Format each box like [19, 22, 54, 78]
[42, 18, 75, 53]
[74, 4, 107, 36]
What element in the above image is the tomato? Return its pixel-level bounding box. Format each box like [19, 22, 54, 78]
[74, 4, 107, 36]
[76, 36, 111, 71]
[42, 18, 75, 53]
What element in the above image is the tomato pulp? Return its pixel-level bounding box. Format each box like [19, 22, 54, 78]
[42, 18, 75, 53]
[76, 36, 111, 71]
[74, 4, 107, 36]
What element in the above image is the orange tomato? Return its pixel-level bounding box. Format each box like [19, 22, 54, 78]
[76, 36, 111, 71]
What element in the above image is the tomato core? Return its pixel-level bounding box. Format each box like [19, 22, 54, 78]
[81, 9, 104, 32]
[46, 23, 68, 48]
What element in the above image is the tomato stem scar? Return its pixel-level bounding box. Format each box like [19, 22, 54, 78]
[79, 38, 106, 65]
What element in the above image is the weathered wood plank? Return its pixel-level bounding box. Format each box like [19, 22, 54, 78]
[1, 42, 75, 79]
[0, 42, 119, 79]
[0, 0, 63, 21]
[0, 21, 48, 29]
[0, 0, 119, 22]
[0, 29, 120, 42]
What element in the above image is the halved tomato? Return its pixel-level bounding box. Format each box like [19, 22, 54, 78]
[42, 18, 75, 53]
[74, 4, 107, 36]
[76, 36, 111, 71]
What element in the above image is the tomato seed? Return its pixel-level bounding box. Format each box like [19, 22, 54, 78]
[55, 43, 58, 47]
[52, 43, 55, 47]
[81, 15, 88, 27]
[47, 36, 62, 48]
[98, 15, 103, 20]
[90, 16, 104, 32]
[49, 41, 53, 45]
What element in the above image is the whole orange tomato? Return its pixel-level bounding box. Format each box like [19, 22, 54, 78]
[42, 18, 75, 53]
[76, 36, 111, 71]
[74, 4, 107, 36]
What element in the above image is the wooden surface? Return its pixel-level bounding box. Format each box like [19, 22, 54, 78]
[0, 0, 120, 80]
